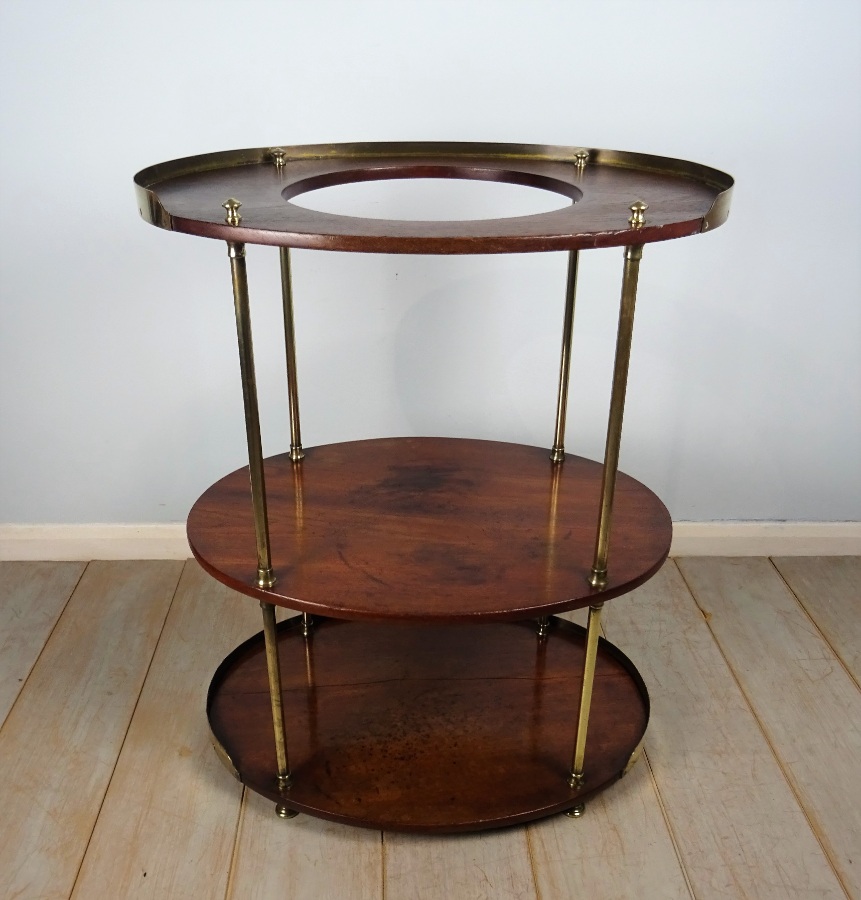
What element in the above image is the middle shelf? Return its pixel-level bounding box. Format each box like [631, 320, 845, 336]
[188, 437, 671, 621]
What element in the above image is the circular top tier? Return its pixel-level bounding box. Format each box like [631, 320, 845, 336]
[135, 141, 733, 254]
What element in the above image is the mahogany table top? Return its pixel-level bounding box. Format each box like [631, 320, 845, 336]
[135, 141, 733, 254]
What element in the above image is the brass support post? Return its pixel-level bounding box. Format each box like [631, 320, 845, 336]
[228, 241, 276, 589]
[289, 439, 310, 639]
[550, 250, 580, 463]
[588, 244, 644, 588]
[536, 616, 550, 639]
[568, 602, 603, 788]
[260, 601, 292, 791]
[280, 247, 304, 462]
[565, 802, 586, 818]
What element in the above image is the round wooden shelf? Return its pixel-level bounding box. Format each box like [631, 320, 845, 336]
[135, 140, 733, 254]
[188, 437, 672, 622]
[208, 615, 649, 832]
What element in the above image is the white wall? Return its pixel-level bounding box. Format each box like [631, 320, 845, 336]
[1, 0, 859, 525]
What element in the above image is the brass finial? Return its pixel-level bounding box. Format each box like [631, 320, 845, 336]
[588, 568, 607, 588]
[629, 200, 647, 227]
[223, 198, 242, 226]
[574, 150, 589, 169]
[270, 148, 287, 168]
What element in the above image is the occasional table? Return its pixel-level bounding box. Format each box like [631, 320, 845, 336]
[134, 142, 732, 832]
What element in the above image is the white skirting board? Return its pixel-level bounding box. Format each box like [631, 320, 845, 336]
[0, 525, 190, 562]
[0, 522, 859, 561]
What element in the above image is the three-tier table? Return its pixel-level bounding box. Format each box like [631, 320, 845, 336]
[134, 142, 733, 832]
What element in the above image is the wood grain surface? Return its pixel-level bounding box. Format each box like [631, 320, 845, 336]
[188, 438, 672, 621]
[70, 563, 253, 900]
[385, 829, 536, 900]
[207, 616, 648, 832]
[677, 557, 861, 898]
[0, 561, 84, 727]
[527, 758, 693, 899]
[0, 561, 182, 900]
[772, 555, 861, 685]
[602, 561, 846, 899]
[1, 557, 856, 898]
[229, 791, 382, 900]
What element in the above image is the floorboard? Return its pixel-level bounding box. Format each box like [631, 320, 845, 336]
[534, 608, 692, 898]
[678, 557, 860, 898]
[1, 557, 859, 899]
[602, 560, 846, 899]
[527, 757, 693, 899]
[0, 560, 182, 900]
[772, 556, 861, 686]
[384, 829, 536, 900]
[228, 790, 382, 900]
[70, 562, 254, 899]
[0, 561, 85, 727]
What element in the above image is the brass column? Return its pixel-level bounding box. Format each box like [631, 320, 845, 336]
[550, 250, 580, 463]
[537, 462, 563, 638]
[260, 602, 295, 808]
[568, 601, 603, 789]
[280, 246, 311, 637]
[280, 247, 305, 463]
[227, 240, 276, 590]
[225, 201, 294, 815]
[588, 241, 644, 588]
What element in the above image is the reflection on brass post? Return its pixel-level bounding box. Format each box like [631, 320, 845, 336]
[539, 463, 562, 636]
[568, 602, 603, 788]
[304, 618, 320, 760]
[290, 451, 312, 638]
[588, 244, 644, 588]
[550, 250, 580, 463]
[260, 601, 292, 791]
[292, 455, 305, 522]
[531, 625, 548, 759]
[280, 247, 304, 462]
[228, 241, 276, 589]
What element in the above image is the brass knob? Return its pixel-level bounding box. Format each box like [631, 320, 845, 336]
[574, 150, 589, 169]
[629, 200, 647, 227]
[269, 148, 287, 168]
[222, 198, 242, 226]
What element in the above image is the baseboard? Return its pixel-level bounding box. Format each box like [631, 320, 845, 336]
[1, 521, 859, 561]
[0, 524, 190, 561]
[669, 522, 861, 557]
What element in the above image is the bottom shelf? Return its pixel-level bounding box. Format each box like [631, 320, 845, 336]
[208, 615, 648, 833]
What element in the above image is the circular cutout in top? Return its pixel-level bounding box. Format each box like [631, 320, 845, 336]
[288, 175, 575, 221]
[282, 164, 581, 223]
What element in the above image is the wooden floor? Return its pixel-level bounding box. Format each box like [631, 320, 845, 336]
[0, 557, 858, 899]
